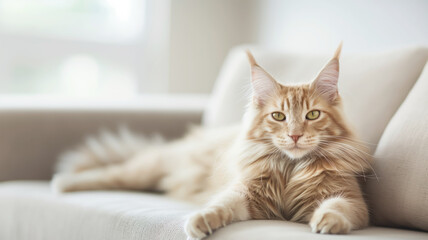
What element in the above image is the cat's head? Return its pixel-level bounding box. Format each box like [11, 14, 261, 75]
[245, 45, 351, 160]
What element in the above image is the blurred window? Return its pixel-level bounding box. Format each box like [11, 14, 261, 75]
[0, 0, 144, 42]
[0, 0, 147, 97]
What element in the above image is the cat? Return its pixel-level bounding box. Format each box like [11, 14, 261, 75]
[52, 44, 371, 239]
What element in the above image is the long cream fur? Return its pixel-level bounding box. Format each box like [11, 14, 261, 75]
[52, 45, 371, 239]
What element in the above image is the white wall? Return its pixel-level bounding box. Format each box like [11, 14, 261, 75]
[255, 0, 428, 53]
[168, 0, 261, 93]
[167, 0, 428, 93]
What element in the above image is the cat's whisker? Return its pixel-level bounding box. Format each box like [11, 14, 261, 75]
[322, 136, 378, 146]
[318, 140, 372, 157]
[318, 140, 373, 166]
[317, 141, 378, 181]
[326, 140, 375, 149]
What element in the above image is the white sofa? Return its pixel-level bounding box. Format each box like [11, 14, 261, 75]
[1, 46, 428, 240]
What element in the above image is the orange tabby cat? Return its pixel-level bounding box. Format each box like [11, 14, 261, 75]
[52, 44, 371, 239]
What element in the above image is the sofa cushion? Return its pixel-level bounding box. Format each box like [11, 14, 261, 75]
[366, 62, 428, 232]
[203, 46, 428, 147]
[0, 181, 194, 240]
[210, 220, 428, 240]
[1, 181, 427, 240]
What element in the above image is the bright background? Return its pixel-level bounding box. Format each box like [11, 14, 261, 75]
[0, 0, 427, 99]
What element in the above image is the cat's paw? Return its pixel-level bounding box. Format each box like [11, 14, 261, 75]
[51, 174, 75, 194]
[309, 210, 352, 234]
[184, 207, 232, 239]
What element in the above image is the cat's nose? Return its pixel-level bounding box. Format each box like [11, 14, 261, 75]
[289, 135, 303, 143]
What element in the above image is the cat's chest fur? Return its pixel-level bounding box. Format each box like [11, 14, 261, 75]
[245, 162, 332, 222]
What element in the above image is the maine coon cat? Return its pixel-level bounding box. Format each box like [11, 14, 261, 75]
[52, 44, 371, 239]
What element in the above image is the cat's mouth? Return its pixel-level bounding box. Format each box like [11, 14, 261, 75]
[272, 138, 317, 159]
[288, 142, 310, 149]
[291, 144, 303, 149]
[282, 144, 317, 159]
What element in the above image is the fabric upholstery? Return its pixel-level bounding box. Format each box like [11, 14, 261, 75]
[210, 220, 428, 240]
[203, 46, 428, 148]
[0, 181, 194, 240]
[366, 62, 428, 232]
[0, 109, 202, 182]
[1, 181, 427, 240]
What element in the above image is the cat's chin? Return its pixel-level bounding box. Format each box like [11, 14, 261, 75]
[283, 147, 313, 160]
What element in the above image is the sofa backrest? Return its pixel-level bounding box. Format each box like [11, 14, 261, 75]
[203, 46, 428, 148]
[366, 63, 428, 232]
[0, 108, 202, 181]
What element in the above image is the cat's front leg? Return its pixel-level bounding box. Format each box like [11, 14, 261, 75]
[184, 184, 250, 239]
[309, 196, 369, 234]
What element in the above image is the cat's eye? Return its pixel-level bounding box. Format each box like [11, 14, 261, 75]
[272, 112, 286, 121]
[306, 110, 320, 120]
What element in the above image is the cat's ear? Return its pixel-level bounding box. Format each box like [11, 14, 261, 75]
[311, 43, 342, 103]
[246, 50, 280, 106]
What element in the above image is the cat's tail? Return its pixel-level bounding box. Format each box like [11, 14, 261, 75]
[55, 126, 164, 174]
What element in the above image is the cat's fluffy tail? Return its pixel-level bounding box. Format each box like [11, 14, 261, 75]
[55, 127, 163, 173]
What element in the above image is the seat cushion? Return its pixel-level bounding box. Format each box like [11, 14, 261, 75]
[0, 181, 194, 240]
[366, 63, 428, 231]
[210, 220, 428, 240]
[1, 181, 427, 240]
[203, 46, 428, 148]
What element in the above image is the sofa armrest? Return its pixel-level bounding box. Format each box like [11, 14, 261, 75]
[0, 95, 206, 181]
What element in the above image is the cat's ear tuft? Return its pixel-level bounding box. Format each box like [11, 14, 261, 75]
[311, 43, 342, 103]
[246, 50, 279, 106]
